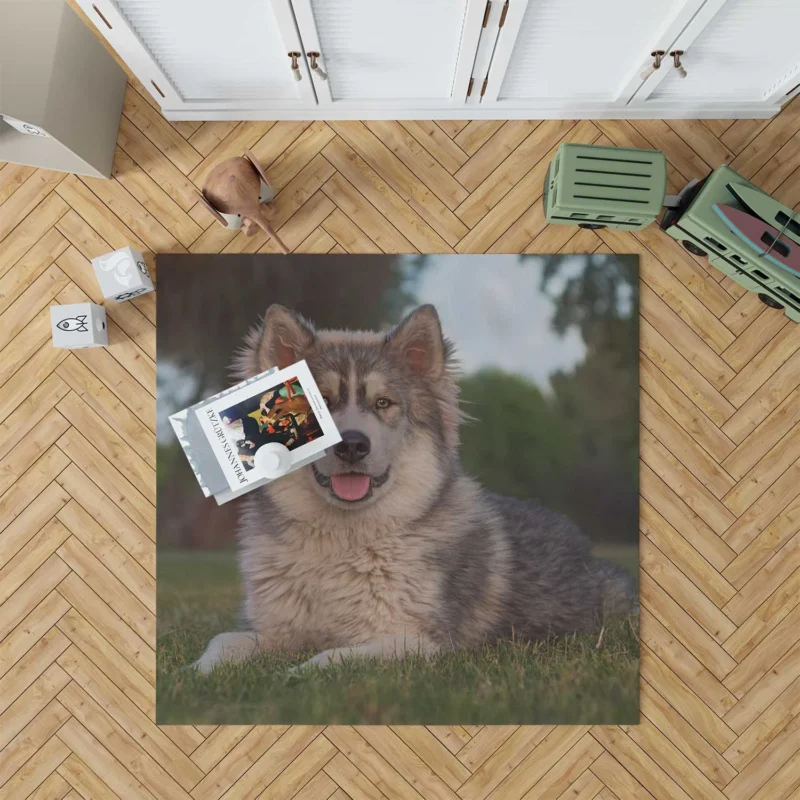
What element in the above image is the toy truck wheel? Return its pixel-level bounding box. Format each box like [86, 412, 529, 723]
[578, 223, 606, 229]
[682, 240, 707, 257]
[758, 293, 784, 310]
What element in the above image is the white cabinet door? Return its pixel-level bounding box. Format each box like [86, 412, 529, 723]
[632, 0, 800, 111]
[479, 0, 708, 111]
[75, 0, 315, 113]
[290, 0, 486, 109]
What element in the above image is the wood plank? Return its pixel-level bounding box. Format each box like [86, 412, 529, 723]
[365, 120, 469, 209]
[0, 264, 69, 348]
[0, 228, 68, 316]
[321, 172, 416, 254]
[116, 115, 201, 211]
[640, 681, 737, 790]
[641, 392, 736, 500]
[57, 534, 154, 643]
[641, 500, 736, 608]
[454, 121, 539, 192]
[0, 169, 64, 243]
[455, 119, 578, 229]
[57, 645, 202, 789]
[321, 208, 381, 254]
[187, 121, 239, 157]
[56, 716, 157, 800]
[0, 193, 69, 279]
[639, 356, 735, 464]
[55, 425, 155, 538]
[640, 462, 735, 572]
[57, 499, 155, 612]
[56, 463, 155, 575]
[454, 121, 505, 155]
[57, 681, 191, 800]
[640, 285, 736, 390]
[0, 163, 36, 206]
[723, 530, 800, 625]
[400, 121, 469, 174]
[78, 171, 185, 255]
[324, 129, 460, 249]
[111, 147, 203, 248]
[122, 84, 202, 175]
[266, 121, 337, 191]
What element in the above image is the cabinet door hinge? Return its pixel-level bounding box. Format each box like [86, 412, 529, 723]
[499, 0, 509, 27]
[482, 0, 492, 27]
[467, 77, 474, 97]
[481, 76, 489, 97]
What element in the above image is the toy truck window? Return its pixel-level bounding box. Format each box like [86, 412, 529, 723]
[704, 236, 727, 251]
[752, 269, 769, 280]
[760, 233, 791, 259]
[776, 212, 800, 238]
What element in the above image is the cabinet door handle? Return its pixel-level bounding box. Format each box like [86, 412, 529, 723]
[640, 50, 665, 81]
[670, 50, 687, 79]
[288, 52, 302, 81]
[307, 52, 328, 81]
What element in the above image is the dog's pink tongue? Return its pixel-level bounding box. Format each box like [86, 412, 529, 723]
[331, 474, 371, 501]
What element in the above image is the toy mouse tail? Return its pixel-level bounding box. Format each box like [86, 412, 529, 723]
[254, 212, 290, 255]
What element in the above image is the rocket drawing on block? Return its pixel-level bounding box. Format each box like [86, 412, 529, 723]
[50, 303, 108, 349]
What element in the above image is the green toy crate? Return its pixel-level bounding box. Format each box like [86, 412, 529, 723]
[544, 143, 667, 231]
[660, 164, 800, 323]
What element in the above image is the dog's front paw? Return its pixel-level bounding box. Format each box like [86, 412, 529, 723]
[290, 648, 338, 676]
[191, 631, 261, 675]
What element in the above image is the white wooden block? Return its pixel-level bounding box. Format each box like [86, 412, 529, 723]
[51, 303, 108, 349]
[91, 246, 154, 302]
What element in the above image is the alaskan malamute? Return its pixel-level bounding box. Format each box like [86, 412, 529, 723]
[194, 304, 635, 672]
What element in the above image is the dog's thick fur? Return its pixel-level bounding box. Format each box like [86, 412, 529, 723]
[193, 304, 635, 673]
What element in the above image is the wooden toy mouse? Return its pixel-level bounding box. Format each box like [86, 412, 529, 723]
[197, 149, 289, 254]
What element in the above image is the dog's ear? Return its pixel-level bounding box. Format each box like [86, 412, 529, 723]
[258, 305, 315, 370]
[384, 304, 445, 381]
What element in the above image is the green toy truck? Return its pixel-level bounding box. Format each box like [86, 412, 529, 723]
[659, 166, 800, 322]
[544, 143, 800, 322]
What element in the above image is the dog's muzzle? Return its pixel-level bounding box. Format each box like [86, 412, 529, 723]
[311, 464, 390, 503]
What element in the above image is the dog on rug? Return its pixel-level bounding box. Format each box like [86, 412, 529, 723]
[192, 303, 636, 673]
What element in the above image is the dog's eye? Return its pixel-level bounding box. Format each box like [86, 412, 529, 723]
[321, 395, 330, 408]
[375, 397, 392, 409]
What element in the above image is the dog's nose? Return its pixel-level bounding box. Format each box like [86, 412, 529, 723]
[334, 430, 371, 463]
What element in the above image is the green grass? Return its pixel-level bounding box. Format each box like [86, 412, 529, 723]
[157, 549, 639, 725]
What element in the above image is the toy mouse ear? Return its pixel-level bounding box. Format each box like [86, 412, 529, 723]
[243, 149, 272, 189]
[196, 190, 229, 228]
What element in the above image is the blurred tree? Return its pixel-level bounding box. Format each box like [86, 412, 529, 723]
[539, 253, 637, 345]
[459, 370, 577, 510]
[538, 253, 639, 541]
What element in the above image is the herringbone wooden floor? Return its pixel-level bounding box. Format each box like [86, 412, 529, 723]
[2, 62, 800, 798]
